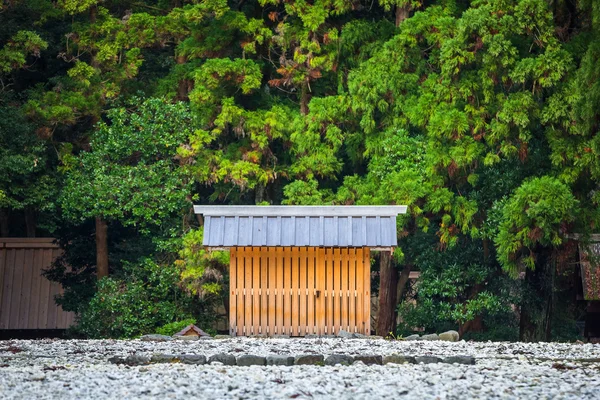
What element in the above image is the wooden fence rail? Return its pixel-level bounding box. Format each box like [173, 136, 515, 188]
[0, 238, 75, 330]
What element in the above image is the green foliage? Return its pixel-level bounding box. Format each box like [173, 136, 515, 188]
[397, 230, 510, 334]
[60, 98, 196, 231]
[75, 258, 194, 339]
[3, 0, 599, 341]
[155, 318, 197, 337]
[495, 176, 579, 276]
[0, 30, 47, 74]
[177, 229, 229, 297]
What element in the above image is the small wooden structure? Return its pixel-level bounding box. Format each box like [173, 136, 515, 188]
[0, 238, 75, 330]
[194, 205, 406, 337]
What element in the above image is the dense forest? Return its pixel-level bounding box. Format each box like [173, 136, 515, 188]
[1, 0, 598, 341]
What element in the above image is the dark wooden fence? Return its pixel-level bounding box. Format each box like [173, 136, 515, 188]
[0, 238, 75, 330]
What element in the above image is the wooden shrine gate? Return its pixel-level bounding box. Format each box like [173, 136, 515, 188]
[229, 246, 371, 336]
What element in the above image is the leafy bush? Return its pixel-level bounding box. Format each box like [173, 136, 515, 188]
[156, 318, 197, 337]
[74, 258, 195, 338]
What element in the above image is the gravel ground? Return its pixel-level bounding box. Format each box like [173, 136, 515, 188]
[1, 338, 599, 399]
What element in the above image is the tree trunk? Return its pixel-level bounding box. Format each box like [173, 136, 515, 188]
[519, 247, 554, 342]
[254, 183, 266, 204]
[395, 4, 410, 27]
[377, 251, 398, 336]
[300, 83, 311, 115]
[95, 216, 109, 280]
[395, 264, 412, 303]
[0, 208, 8, 237]
[176, 55, 191, 101]
[24, 208, 36, 237]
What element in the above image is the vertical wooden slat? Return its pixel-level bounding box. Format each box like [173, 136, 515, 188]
[283, 247, 292, 335]
[341, 248, 349, 332]
[28, 249, 42, 329]
[9, 249, 24, 329]
[236, 248, 245, 336]
[260, 247, 268, 335]
[244, 247, 253, 335]
[0, 248, 15, 329]
[363, 247, 371, 335]
[229, 248, 237, 336]
[276, 247, 284, 334]
[326, 248, 334, 334]
[307, 247, 315, 335]
[355, 247, 364, 334]
[299, 246, 307, 336]
[18, 249, 33, 329]
[268, 247, 277, 335]
[289, 247, 297, 335]
[332, 248, 341, 334]
[252, 247, 261, 335]
[349, 248, 357, 333]
[316, 247, 326, 335]
[38, 249, 52, 329]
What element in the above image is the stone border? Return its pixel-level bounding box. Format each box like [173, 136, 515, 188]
[108, 353, 475, 367]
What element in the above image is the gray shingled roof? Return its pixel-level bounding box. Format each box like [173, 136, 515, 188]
[194, 206, 407, 248]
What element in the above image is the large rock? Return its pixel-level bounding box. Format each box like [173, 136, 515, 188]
[124, 355, 150, 366]
[236, 355, 266, 366]
[383, 354, 416, 364]
[213, 335, 231, 339]
[337, 330, 354, 338]
[415, 356, 442, 364]
[139, 334, 172, 342]
[179, 355, 206, 365]
[324, 354, 354, 366]
[443, 356, 475, 365]
[208, 353, 236, 366]
[421, 334, 439, 341]
[150, 354, 180, 363]
[353, 355, 382, 365]
[294, 354, 324, 365]
[266, 355, 295, 366]
[439, 330, 460, 342]
[404, 334, 420, 341]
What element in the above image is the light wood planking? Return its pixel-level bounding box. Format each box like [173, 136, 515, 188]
[306, 247, 315, 335]
[298, 246, 307, 336]
[226, 246, 371, 337]
[260, 247, 268, 335]
[236, 248, 245, 336]
[332, 248, 341, 334]
[268, 248, 276, 335]
[341, 248, 349, 332]
[276, 247, 284, 334]
[316, 247, 326, 335]
[244, 247, 253, 335]
[349, 248, 356, 333]
[326, 248, 334, 334]
[229, 247, 237, 336]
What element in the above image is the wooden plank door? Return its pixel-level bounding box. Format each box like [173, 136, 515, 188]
[228, 246, 370, 336]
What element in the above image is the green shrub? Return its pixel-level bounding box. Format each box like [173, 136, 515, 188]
[156, 319, 197, 337]
[74, 258, 195, 338]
